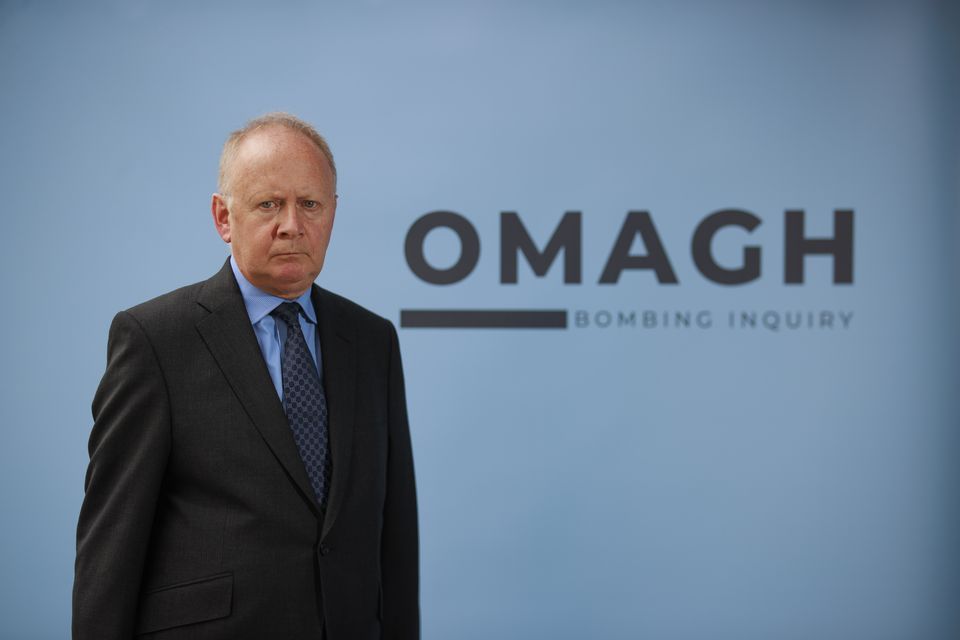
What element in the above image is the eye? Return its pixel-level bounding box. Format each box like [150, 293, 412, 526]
[301, 200, 319, 210]
[258, 200, 278, 210]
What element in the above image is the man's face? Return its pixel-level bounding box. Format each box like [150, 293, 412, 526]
[212, 126, 337, 298]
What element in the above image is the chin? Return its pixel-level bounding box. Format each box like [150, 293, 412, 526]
[273, 266, 320, 292]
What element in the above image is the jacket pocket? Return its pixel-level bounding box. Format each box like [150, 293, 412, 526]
[135, 572, 233, 635]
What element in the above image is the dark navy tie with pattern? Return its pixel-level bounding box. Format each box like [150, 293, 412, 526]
[271, 302, 331, 511]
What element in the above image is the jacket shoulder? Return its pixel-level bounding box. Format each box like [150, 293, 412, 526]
[316, 287, 395, 335]
[123, 280, 206, 322]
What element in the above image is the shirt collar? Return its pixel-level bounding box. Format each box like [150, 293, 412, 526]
[230, 255, 318, 326]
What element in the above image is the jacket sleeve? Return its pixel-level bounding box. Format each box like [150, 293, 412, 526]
[380, 322, 420, 639]
[73, 311, 172, 640]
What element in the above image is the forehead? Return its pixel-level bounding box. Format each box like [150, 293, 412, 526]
[229, 126, 333, 191]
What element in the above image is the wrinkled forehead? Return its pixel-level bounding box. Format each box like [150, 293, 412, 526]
[226, 126, 334, 193]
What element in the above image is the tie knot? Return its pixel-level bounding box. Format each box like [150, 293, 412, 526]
[271, 302, 302, 327]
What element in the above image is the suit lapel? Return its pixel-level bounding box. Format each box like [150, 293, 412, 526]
[313, 287, 356, 539]
[194, 260, 321, 518]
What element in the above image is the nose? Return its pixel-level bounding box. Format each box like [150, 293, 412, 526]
[276, 201, 304, 238]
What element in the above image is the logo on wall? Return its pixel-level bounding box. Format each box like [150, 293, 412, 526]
[400, 209, 854, 331]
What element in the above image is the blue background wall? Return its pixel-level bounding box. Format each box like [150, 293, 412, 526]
[1, 0, 958, 637]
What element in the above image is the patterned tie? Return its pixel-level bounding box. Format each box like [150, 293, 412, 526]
[271, 302, 331, 511]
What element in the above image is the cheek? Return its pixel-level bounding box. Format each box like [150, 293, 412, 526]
[236, 227, 274, 262]
[311, 221, 334, 251]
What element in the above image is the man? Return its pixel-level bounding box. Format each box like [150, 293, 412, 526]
[73, 113, 419, 639]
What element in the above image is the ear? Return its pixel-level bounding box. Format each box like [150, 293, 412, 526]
[211, 193, 232, 243]
[328, 193, 338, 231]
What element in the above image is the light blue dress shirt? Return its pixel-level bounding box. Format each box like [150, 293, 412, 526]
[230, 256, 323, 401]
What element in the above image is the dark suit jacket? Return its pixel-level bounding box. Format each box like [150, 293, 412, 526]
[73, 260, 419, 639]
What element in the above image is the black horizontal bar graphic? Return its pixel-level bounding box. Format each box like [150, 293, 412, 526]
[400, 309, 567, 329]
